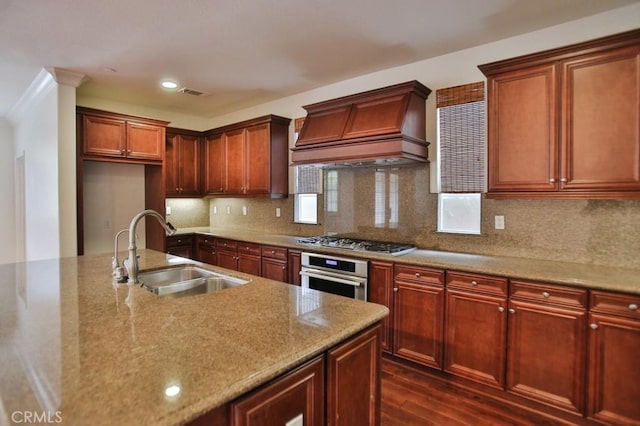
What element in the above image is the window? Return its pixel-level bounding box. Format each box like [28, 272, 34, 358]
[374, 170, 399, 228]
[436, 82, 486, 235]
[293, 117, 321, 224]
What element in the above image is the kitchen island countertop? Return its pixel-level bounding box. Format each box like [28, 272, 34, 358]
[177, 227, 640, 295]
[0, 250, 388, 425]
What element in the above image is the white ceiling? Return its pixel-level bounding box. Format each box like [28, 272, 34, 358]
[0, 0, 637, 118]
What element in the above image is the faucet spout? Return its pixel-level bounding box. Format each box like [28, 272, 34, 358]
[125, 209, 177, 285]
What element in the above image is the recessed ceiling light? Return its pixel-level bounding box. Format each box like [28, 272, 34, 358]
[161, 80, 178, 89]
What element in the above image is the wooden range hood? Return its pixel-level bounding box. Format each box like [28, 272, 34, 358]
[291, 80, 431, 167]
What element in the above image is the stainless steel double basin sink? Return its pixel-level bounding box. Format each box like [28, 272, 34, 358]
[139, 265, 250, 298]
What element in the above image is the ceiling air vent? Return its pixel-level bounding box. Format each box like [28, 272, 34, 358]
[177, 87, 205, 96]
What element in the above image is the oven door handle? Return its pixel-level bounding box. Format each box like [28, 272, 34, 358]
[299, 269, 366, 287]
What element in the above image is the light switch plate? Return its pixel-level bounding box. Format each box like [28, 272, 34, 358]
[242, 206, 247, 216]
[495, 215, 505, 230]
[276, 207, 281, 217]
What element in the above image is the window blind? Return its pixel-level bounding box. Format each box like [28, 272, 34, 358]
[436, 82, 486, 193]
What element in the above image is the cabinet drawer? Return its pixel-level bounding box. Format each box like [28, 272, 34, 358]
[446, 271, 507, 296]
[394, 264, 444, 287]
[510, 280, 587, 309]
[261, 245, 288, 260]
[237, 242, 261, 256]
[166, 235, 194, 248]
[216, 238, 238, 251]
[196, 235, 216, 248]
[590, 291, 640, 319]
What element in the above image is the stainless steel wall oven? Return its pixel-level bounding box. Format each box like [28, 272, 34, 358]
[300, 252, 368, 301]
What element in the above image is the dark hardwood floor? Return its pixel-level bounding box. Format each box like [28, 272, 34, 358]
[381, 358, 571, 426]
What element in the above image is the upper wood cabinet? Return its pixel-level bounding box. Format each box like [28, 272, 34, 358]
[204, 115, 291, 198]
[166, 128, 201, 197]
[78, 107, 168, 164]
[479, 29, 640, 199]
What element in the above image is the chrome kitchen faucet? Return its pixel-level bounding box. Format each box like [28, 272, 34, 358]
[119, 209, 177, 285]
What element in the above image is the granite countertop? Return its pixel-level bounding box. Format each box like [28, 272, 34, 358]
[0, 250, 388, 425]
[177, 227, 640, 295]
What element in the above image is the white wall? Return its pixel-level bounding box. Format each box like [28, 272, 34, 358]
[10, 70, 61, 261]
[0, 119, 15, 264]
[82, 162, 146, 255]
[6, 69, 81, 262]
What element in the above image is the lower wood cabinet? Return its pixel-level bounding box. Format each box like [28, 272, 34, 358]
[368, 261, 394, 353]
[166, 235, 195, 260]
[216, 239, 261, 276]
[444, 272, 508, 389]
[587, 291, 640, 424]
[393, 264, 445, 369]
[261, 245, 287, 282]
[189, 323, 382, 426]
[231, 357, 325, 426]
[196, 235, 217, 265]
[506, 280, 588, 414]
[327, 324, 381, 426]
[287, 249, 302, 286]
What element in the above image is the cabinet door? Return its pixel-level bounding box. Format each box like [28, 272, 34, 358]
[178, 133, 201, 196]
[204, 134, 225, 194]
[561, 45, 640, 192]
[238, 253, 261, 276]
[261, 258, 287, 282]
[393, 279, 444, 369]
[165, 133, 180, 196]
[196, 244, 217, 266]
[83, 114, 127, 158]
[216, 249, 238, 271]
[231, 356, 324, 426]
[225, 129, 245, 194]
[244, 124, 271, 195]
[327, 324, 381, 426]
[506, 300, 587, 414]
[487, 64, 558, 192]
[444, 290, 507, 389]
[287, 250, 301, 286]
[126, 122, 164, 160]
[368, 261, 394, 353]
[587, 313, 640, 424]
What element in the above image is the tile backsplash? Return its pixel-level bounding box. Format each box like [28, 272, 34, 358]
[167, 165, 640, 269]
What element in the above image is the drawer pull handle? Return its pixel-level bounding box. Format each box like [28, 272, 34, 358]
[560, 177, 567, 183]
[629, 304, 638, 311]
[549, 178, 556, 183]
[508, 308, 516, 314]
[415, 273, 421, 278]
[471, 280, 478, 286]
[498, 307, 504, 313]
[590, 323, 599, 330]
[542, 291, 550, 298]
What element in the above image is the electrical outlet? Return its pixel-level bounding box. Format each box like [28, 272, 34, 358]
[226, 206, 231, 215]
[276, 207, 281, 217]
[166, 206, 172, 215]
[495, 215, 505, 230]
[213, 206, 217, 214]
[285, 414, 303, 426]
[242, 206, 247, 216]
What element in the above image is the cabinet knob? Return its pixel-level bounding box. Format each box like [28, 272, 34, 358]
[629, 304, 638, 311]
[498, 306, 505, 313]
[393, 288, 398, 292]
[549, 178, 556, 183]
[542, 291, 550, 298]
[560, 178, 567, 183]
[127, 149, 132, 154]
[415, 273, 421, 278]
[282, 266, 286, 270]
[471, 280, 478, 286]
[271, 250, 276, 254]
[590, 323, 599, 330]
[508, 308, 516, 314]
[120, 148, 126, 154]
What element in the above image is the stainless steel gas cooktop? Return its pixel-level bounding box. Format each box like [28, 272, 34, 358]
[297, 235, 416, 256]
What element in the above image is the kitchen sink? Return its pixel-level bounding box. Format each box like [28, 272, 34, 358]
[139, 266, 250, 298]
